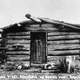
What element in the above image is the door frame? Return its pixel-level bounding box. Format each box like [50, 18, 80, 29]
[30, 31, 47, 64]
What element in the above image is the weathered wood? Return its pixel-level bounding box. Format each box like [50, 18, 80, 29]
[6, 40, 30, 44]
[47, 56, 63, 62]
[6, 51, 30, 55]
[6, 35, 30, 39]
[26, 24, 58, 31]
[48, 44, 80, 50]
[48, 32, 78, 36]
[29, 24, 40, 28]
[48, 35, 80, 40]
[6, 61, 30, 64]
[28, 24, 57, 30]
[6, 32, 30, 36]
[7, 55, 30, 61]
[6, 49, 30, 51]
[6, 42, 30, 44]
[30, 24, 53, 27]
[0, 34, 1, 37]
[6, 38, 30, 40]
[42, 24, 58, 31]
[7, 54, 30, 57]
[6, 44, 30, 47]
[0, 48, 6, 50]
[48, 50, 80, 55]
[7, 59, 30, 61]
[2, 22, 80, 65]
[47, 40, 79, 44]
[6, 47, 30, 51]
[6, 42, 30, 45]
[41, 24, 55, 28]
[8, 56, 30, 60]
[6, 44, 30, 49]
[26, 27, 58, 31]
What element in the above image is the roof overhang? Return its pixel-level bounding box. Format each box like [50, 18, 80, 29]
[1, 14, 80, 31]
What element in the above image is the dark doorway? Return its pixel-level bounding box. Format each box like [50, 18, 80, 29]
[30, 32, 47, 64]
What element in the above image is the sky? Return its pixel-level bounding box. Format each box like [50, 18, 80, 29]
[0, 0, 80, 28]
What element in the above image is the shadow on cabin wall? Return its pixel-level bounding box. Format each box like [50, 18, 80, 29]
[0, 53, 7, 64]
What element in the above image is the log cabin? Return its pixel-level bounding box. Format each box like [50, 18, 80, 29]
[0, 14, 80, 72]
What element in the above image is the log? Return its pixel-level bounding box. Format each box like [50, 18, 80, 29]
[6, 51, 30, 55]
[47, 56, 59, 60]
[47, 40, 79, 44]
[48, 50, 80, 55]
[41, 24, 58, 30]
[6, 44, 30, 49]
[8, 56, 30, 60]
[29, 24, 40, 28]
[6, 40, 30, 44]
[6, 35, 30, 39]
[48, 44, 80, 50]
[0, 39, 2, 42]
[7, 54, 30, 56]
[0, 47, 6, 50]
[29, 24, 57, 30]
[48, 35, 80, 40]
[6, 38, 30, 40]
[30, 24, 53, 28]
[6, 42, 30, 45]
[7, 55, 30, 61]
[26, 24, 58, 31]
[47, 56, 62, 62]
[6, 49, 30, 51]
[6, 47, 30, 51]
[48, 32, 78, 36]
[7, 59, 30, 61]
[7, 32, 30, 36]
[6, 61, 30, 64]
[42, 24, 56, 28]
[26, 27, 58, 31]
[6, 44, 30, 47]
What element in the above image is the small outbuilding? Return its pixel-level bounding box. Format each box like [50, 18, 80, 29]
[0, 14, 80, 72]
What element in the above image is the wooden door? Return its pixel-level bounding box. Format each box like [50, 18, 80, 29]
[30, 32, 47, 64]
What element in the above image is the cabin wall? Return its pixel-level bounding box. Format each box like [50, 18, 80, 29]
[3, 23, 80, 67]
[5, 31, 30, 66]
[47, 28, 80, 65]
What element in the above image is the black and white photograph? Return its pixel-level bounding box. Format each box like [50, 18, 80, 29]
[0, 0, 80, 80]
